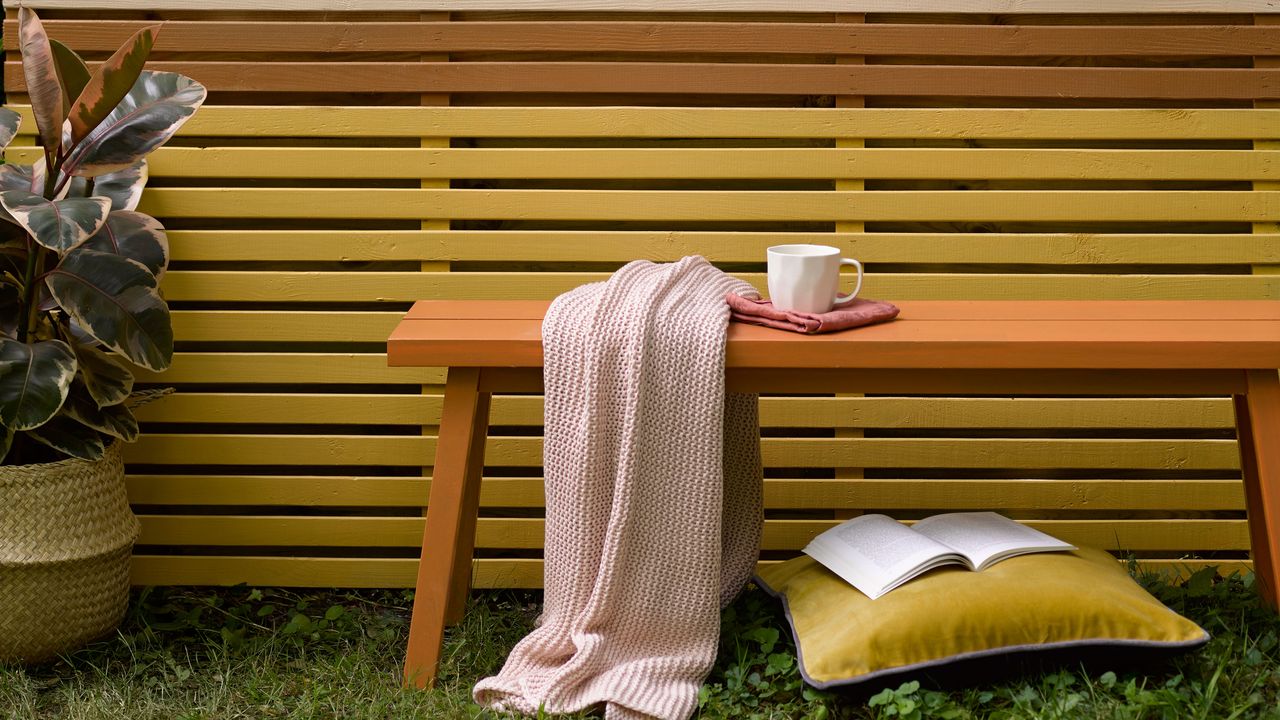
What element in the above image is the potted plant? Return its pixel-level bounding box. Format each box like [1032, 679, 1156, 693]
[0, 9, 204, 663]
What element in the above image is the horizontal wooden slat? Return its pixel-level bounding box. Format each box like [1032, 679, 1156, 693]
[123, 434, 1240, 469]
[133, 353, 442, 384]
[134, 393, 1234, 428]
[171, 311, 402, 343]
[12, 146, 1277, 180]
[11, 62, 1277, 99]
[12, 1, 1276, 13]
[127, 556, 1252, 589]
[138, 189, 1280, 221]
[158, 230, 1280, 265]
[136, 516, 1251, 551]
[15, 21, 1277, 57]
[125, 476, 1245, 511]
[163, 272, 1280, 304]
[15, 106, 1280, 139]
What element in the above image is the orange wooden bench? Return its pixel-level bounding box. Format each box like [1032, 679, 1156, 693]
[387, 298, 1280, 688]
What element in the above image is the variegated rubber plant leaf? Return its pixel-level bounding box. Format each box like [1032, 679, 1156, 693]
[17, 8, 63, 156]
[0, 190, 110, 251]
[86, 160, 149, 212]
[65, 71, 206, 178]
[0, 337, 76, 430]
[44, 248, 172, 371]
[61, 377, 138, 441]
[82, 209, 167, 278]
[27, 411, 104, 460]
[0, 108, 21, 152]
[68, 25, 158, 146]
[0, 163, 39, 194]
[49, 39, 91, 117]
[71, 340, 134, 408]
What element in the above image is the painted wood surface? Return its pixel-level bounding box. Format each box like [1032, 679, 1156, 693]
[10, 62, 1278, 98]
[4, 1, 1277, 12]
[4, 6, 1272, 588]
[128, 557, 1253, 591]
[11, 20, 1277, 56]
[16, 106, 1279, 139]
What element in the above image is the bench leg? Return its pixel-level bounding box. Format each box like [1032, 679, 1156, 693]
[1235, 370, 1280, 608]
[445, 388, 490, 625]
[404, 367, 490, 689]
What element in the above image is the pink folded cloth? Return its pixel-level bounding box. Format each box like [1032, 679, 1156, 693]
[725, 293, 900, 334]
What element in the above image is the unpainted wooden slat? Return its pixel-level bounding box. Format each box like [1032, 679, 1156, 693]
[14, 106, 1279, 139]
[122, 434, 1241, 469]
[134, 393, 1233, 429]
[11, 62, 1277, 99]
[161, 272, 1280, 304]
[157, 230, 1280, 266]
[136, 189, 1280, 222]
[124, 475, 1246, 511]
[12, 146, 1277, 181]
[125, 555, 1252, 589]
[15, 20, 1278, 57]
[135, 515, 1251, 551]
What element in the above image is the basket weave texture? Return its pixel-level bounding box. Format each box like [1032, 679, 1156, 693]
[0, 443, 139, 663]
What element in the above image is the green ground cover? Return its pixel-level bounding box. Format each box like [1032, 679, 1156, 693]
[2, 566, 1278, 719]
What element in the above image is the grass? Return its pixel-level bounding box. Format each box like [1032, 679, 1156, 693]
[2, 565, 1279, 719]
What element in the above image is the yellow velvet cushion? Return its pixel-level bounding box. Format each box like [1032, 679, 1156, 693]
[754, 547, 1208, 688]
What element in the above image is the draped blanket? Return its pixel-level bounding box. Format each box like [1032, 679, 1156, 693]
[474, 257, 764, 720]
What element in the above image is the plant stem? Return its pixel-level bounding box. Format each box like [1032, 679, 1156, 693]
[16, 243, 37, 343]
[17, 155, 60, 343]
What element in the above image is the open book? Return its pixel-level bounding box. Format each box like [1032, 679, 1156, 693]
[802, 512, 1075, 600]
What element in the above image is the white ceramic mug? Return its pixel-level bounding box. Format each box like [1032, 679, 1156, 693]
[766, 244, 864, 314]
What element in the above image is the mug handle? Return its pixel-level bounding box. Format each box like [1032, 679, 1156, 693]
[833, 258, 864, 304]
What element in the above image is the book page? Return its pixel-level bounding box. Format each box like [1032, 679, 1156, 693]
[911, 512, 1074, 570]
[802, 514, 960, 599]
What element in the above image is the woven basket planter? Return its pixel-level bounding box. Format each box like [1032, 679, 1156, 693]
[0, 442, 138, 663]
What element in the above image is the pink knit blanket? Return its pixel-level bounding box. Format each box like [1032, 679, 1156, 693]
[473, 257, 764, 719]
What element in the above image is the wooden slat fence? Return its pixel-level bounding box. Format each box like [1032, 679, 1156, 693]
[2, 1, 1276, 587]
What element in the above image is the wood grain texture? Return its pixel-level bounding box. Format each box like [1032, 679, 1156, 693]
[388, 301, 1280, 370]
[15, 20, 1277, 56]
[121, 434, 1241, 470]
[154, 230, 1280, 265]
[12, 146, 1277, 181]
[124, 475, 1245, 510]
[126, 557, 1253, 590]
[133, 393, 1233, 428]
[10, 62, 1277, 98]
[132, 353, 442, 385]
[136, 189, 1280, 222]
[7, 0, 1277, 12]
[159, 271, 1280, 303]
[135, 516, 1251, 551]
[15, 106, 1278, 139]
